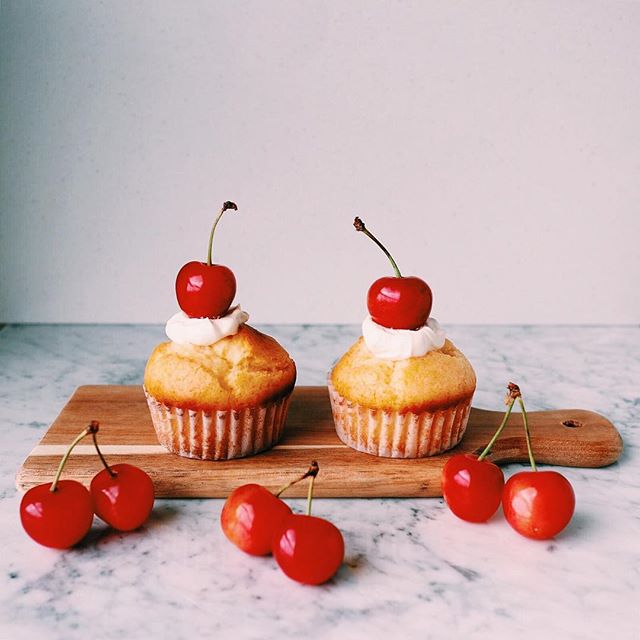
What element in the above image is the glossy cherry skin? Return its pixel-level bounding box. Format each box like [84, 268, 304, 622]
[502, 471, 575, 540]
[272, 514, 344, 585]
[20, 480, 94, 549]
[367, 276, 433, 330]
[90, 464, 155, 532]
[221, 484, 292, 556]
[175, 260, 236, 319]
[442, 453, 505, 523]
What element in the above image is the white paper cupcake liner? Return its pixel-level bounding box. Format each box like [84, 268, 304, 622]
[328, 380, 472, 458]
[144, 388, 291, 460]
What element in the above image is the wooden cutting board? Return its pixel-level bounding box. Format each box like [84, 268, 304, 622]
[16, 385, 623, 498]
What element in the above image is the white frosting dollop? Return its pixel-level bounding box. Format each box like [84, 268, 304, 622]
[165, 305, 249, 346]
[362, 316, 446, 360]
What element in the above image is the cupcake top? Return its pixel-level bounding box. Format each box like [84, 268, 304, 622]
[145, 324, 296, 410]
[165, 305, 249, 346]
[361, 315, 446, 360]
[330, 217, 476, 412]
[330, 337, 476, 412]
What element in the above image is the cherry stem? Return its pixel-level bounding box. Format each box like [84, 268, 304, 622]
[207, 201, 238, 266]
[477, 398, 516, 461]
[518, 396, 537, 471]
[274, 460, 319, 498]
[354, 217, 402, 278]
[306, 465, 317, 517]
[89, 420, 117, 478]
[50, 424, 95, 492]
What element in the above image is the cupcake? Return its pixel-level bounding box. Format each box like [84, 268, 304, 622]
[328, 218, 476, 458]
[144, 201, 296, 460]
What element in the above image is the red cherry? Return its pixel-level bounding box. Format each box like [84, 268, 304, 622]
[88, 422, 154, 531]
[354, 217, 432, 330]
[501, 384, 576, 540]
[441, 392, 518, 523]
[272, 514, 344, 585]
[20, 480, 94, 549]
[91, 464, 155, 532]
[19, 424, 98, 548]
[502, 471, 575, 540]
[221, 483, 292, 556]
[176, 261, 236, 318]
[175, 200, 238, 319]
[367, 276, 432, 330]
[442, 453, 505, 523]
[271, 461, 344, 585]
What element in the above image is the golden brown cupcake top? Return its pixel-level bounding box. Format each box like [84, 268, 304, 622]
[330, 337, 475, 412]
[144, 324, 296, 410]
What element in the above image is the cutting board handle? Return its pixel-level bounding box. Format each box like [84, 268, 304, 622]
[469, 408, 623, 467]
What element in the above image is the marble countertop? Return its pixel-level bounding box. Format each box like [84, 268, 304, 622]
[0, 324, 637, 639]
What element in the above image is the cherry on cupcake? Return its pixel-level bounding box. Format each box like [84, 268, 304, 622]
[272, 462, 344, 585]
[502, 386, 576, 540]
[20, 426, 95, 549]
[88, 421, 155, 532]
[176, 200, 238, 319]
[354, 216, 432, 330]
[220, 463, 319, 556]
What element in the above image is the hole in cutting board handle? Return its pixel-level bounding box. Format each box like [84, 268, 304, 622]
[562, 419, 583, 428]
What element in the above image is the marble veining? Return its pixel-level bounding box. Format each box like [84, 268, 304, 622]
[0, 324, 638, 639]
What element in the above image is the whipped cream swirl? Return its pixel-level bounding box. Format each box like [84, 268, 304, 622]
[362, 316, 446, 360]
[165, 305, 249, 346]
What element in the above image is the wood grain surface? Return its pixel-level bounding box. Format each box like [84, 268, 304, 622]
[16, 385, 623, 498]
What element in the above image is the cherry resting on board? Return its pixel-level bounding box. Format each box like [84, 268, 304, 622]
[354, 217, 432, 330]
[176, 200, 238, 319]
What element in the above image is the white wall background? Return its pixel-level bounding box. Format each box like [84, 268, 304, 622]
[1, 0, 638, 325]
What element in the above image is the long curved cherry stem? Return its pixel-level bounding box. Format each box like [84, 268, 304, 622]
[50, 425, 94, 492]
[89, 420, 117, 478]
[207, 201, 238, 266]
[518, 396, 537, 471]
[354, 217, 402, 277]
[477, 398, 516, 461]
[275, 461, 319, 498]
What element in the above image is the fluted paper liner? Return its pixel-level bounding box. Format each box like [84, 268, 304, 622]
[328, 380, 472, 458]
[144, 388, 291, 460]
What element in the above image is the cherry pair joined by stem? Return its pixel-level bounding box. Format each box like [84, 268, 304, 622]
[20, 422, 154, 549]
[176, 200, 238, 319]
[221, 461, 345, 585]
[442, 383, 575, 540]
[354, 217, 433, 330]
